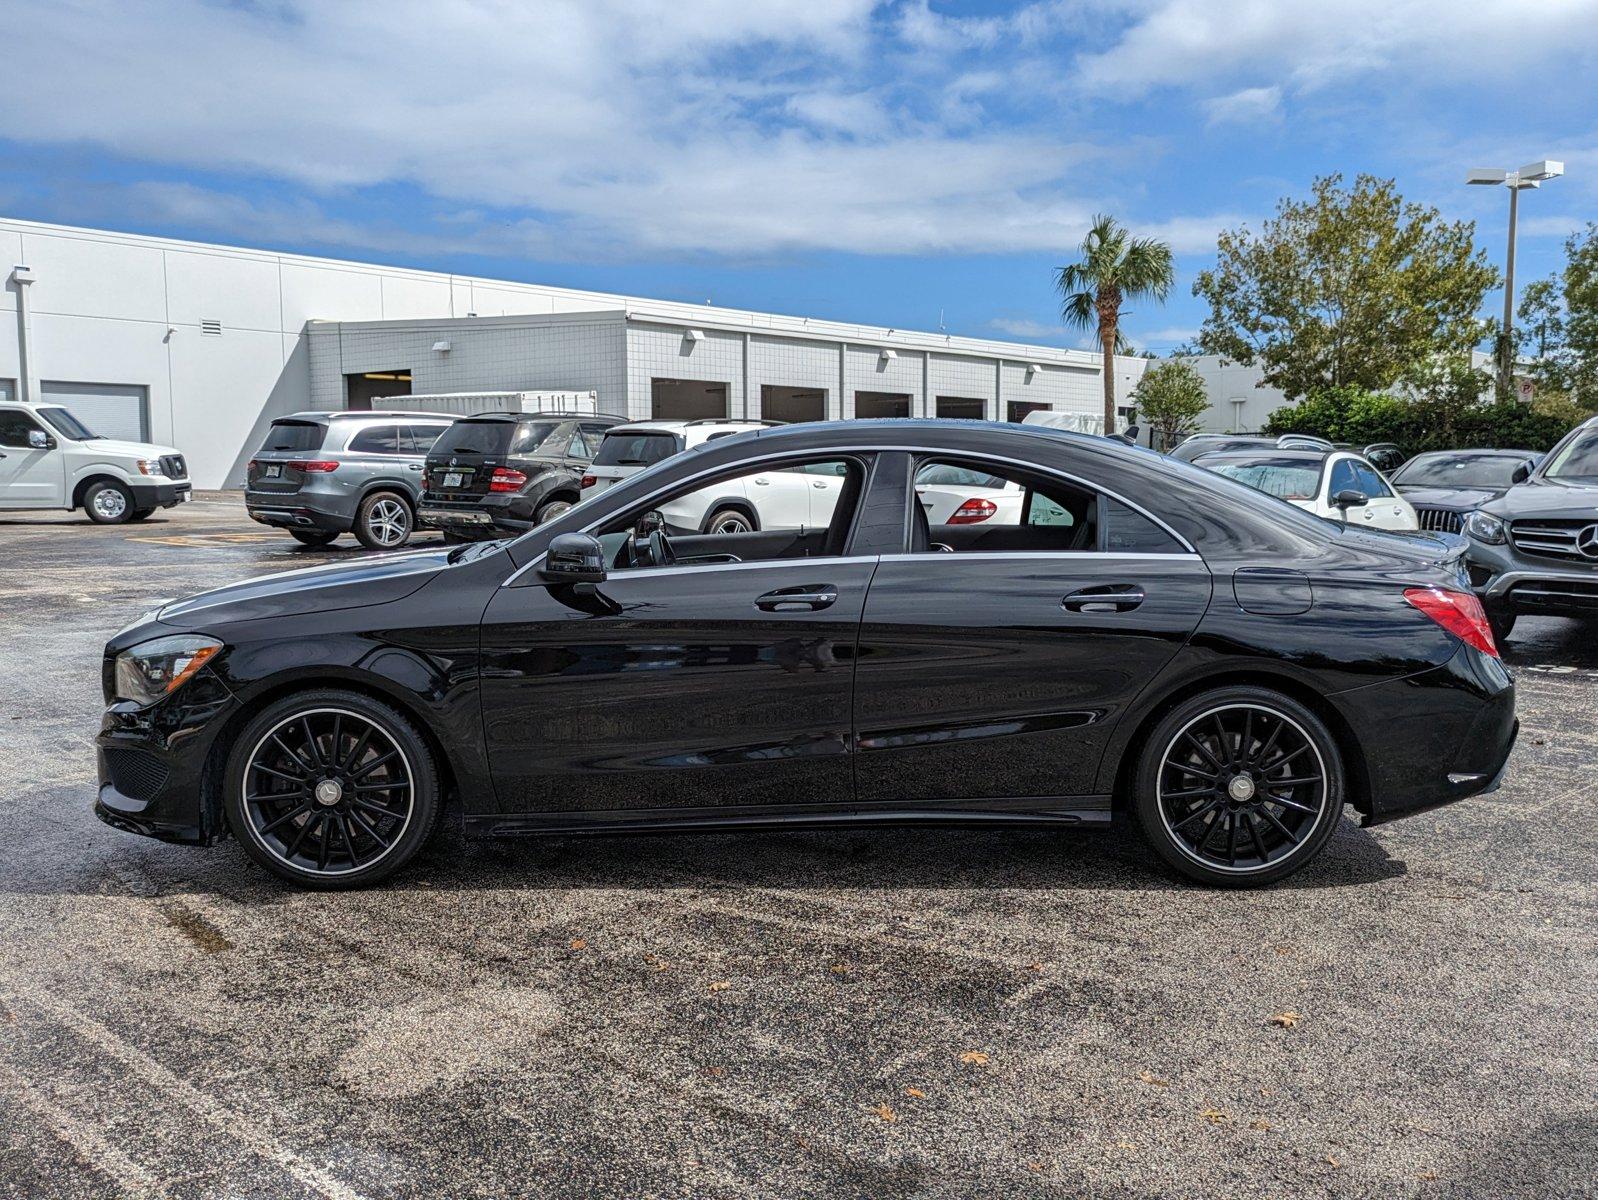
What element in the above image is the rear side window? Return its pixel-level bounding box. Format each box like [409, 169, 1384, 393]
[263, 421, 326, 452]
[347, 425, 401, 454]
[593, 431, 682, 467]
[509, 421, 567, 455]
[1103, 498, 1185, 553]
[401, 425, 448, 454]
[430, 420, 514, 456]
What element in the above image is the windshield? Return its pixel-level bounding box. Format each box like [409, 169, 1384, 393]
[593, 431, 682, 467]
[1204, 457, 1322, 500]
[1393, 453, 1523, 489]
[430, 419, 514, 456]
[262, 420, 326, 452]
[1541, 427, 1598, 482]
[37, 406, 98, 440]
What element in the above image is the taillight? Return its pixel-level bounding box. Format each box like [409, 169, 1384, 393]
[581, 474, 596, 489]
[285, 460, 339, 473]
[247, 459, 259, 474]
[489, 467, 528, 493]
[421, 470, 431, 490]
[1404, 586, 1498, 658]
[947, 497, 998, 524]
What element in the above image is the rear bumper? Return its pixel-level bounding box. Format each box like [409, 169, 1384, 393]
[129, 480, 192, 509]
[419, 492, 535, 535]
[245, 490, 352, 533]
[1329, 646, 1517, 826]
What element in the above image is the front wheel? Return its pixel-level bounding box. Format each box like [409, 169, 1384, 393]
[1132, 687, 1344, 887]
[83, 480, 136, 524]
[354, 491, 413, 550]
[224, 689, 441, 889]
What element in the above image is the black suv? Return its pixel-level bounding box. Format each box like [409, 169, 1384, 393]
[418, 411, 623, 538]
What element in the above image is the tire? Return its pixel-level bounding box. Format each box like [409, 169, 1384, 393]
[1131, 687, 1344, 888]
[290, 529, 339, 547]
[1487, 607, 1517, 647]
[703, 506, 757, 535]
[354, 491, 413, 550]
[535, 497, 576, 525]
[83, 479, 136, 524]
[127, 508, 158, 523]
[224, 689, 442, 889]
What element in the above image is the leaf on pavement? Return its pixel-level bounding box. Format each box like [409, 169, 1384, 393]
[959, 1050, 990, 1066]
[708, 980, 731, 992]
[1200, 1108, 1230, 1124]
[1250, 1119, 1272, 1131]
[1137, 1071, 1169, 1087]
[569, 938, 587, 951]
[904, 1087, 926, 1099]
[873, 1103, 897, 1123]
[1268, 1011, 1301, 1028]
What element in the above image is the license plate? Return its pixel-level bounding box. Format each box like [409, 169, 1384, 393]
[443, 472, 464, 488]
[179, 492, 192, 502]
[265, 464, 282, 479]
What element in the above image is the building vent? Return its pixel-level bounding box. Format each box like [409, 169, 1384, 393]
[200, 319, 222, 336]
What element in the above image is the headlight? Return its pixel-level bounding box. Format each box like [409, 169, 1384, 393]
[1464, 510, 1507, 544]
[137, 459, 163, 476]
[114, 635, 222, 706]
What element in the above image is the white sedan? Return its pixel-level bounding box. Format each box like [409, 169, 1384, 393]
[1196, 449, 1418, 530]
[914, 464, 1026, 525]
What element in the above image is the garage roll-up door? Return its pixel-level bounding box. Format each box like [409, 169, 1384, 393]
[40, 382, 149, 442]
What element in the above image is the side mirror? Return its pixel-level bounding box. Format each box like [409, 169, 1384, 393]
[1510, 462, 1532, 484]
[634, 509, 666, 536]
[1332, 489, 1368, 511]
[27, 429, 54, 450]
[539, 532, 607, 585]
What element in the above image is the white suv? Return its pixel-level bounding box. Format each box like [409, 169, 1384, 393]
[0, 401, 191, 523]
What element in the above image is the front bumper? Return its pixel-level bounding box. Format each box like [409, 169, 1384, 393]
[129, 480, 193, 509]
[1329, 646, 1517, 826]
[93, 670, 239, 846]
[1466, 537, 1598, 619]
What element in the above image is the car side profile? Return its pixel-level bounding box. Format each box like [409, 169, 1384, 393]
[0, 400, 191, 523]
[96, 420, 1515, 890]
[245, 411, 456, 549]
[1195, 448, 1419, 530]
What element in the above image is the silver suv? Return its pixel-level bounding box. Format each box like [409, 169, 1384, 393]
[245, 411, 456, 549]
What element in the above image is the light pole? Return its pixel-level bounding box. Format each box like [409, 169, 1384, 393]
[1467, 160, 1564, 400]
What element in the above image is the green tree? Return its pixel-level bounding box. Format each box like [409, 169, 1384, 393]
[1516, 277, 1565, 362]
[1131, 359, 1210, 449]
[1193, 174, 1499, 400]
[1056, 214, 1175, 434]
[1560, 223, 1598, 404]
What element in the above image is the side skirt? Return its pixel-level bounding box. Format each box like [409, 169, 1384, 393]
[464, 795, 1115, 839]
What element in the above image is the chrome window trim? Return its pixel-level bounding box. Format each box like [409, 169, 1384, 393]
[876, 551, 1202, 564]
[504, 441, 1198, 587]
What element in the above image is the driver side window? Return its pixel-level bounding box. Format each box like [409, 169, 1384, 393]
[599, 456, 864, 571]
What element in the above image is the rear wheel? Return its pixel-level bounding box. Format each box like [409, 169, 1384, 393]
[535, 497, 575, 525]
[225, 689, 441, 889]
[703, 507, 756, 535]
[83, 480, 135, 524]
[354, 491, 413, 550]
[1132, 687, 1343, 887]
[290, 529, 339, 547]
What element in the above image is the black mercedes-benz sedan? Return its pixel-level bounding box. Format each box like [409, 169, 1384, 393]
[95, 420, 1517, 889]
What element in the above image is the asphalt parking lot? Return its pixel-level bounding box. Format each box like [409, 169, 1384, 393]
[1, 495, 1595, 1200]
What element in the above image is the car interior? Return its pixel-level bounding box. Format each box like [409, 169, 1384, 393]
[587, 452, 1181, 570]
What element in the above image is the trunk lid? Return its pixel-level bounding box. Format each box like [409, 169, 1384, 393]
[248, 419, 329, 495]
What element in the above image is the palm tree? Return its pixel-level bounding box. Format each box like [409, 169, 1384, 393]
[1056, 215, 1175, 434]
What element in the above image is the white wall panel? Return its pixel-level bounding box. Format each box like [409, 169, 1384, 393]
[380, 274, 456, 321]
[0, 229, 22, 310]
[20, 231, 167, 322]
[164, 249, 282, 332]
[26, 311, 170, 444]
[279, 263, 385, 327]
[169, 327, 301, 486]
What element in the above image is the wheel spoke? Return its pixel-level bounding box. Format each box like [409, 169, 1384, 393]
[1265, 793, 1318, 815]
[301, 716, 322, 767]
[316, 817, 332, 871]
[252, 761, 307, 785]
[336, 816, 360, 866]
[283, 812, 318, 860]
[1163, 786, 1215, 802]
[1251, 718, 1284, 767]
[1262, 744, 1309, 773]
[1171, 798, 1224, 831]
[1225, 813, 1239, 865]
[1245, 813, 1271, 863]
[257, 803, 312, 835]
[1211, 714, 1234, 766]
[272, 732, 318, 775]
[1182, 731, 1222, 771]
[353, 797, 406, 824]
[1240, 708, 1254, 765]
[1269, 774, 1321, 788]
[1257, 806, 1302, 844]
[347, 808, 393, 850]
[353, 750, 399, 779]
[341, 726, 373, 772]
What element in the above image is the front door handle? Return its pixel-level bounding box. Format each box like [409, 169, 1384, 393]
[407, 463, 424, 471]
[1063, 584, 1145, 613]
[756, 584, 838, 612]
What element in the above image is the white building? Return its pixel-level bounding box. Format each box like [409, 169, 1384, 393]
[2, 217, 1144, 489]
[1176, 354, 1290, 434]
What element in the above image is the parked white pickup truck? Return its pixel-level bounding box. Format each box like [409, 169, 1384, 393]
[0, 400, 191, 523]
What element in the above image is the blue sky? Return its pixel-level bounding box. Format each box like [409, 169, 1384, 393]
[4, 0, 1597, 353]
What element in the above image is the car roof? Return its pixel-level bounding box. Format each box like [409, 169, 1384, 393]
[1405, 447, 1535, 458]
[1195, 448, 1333, 464]
[602, 419, 773, 434]
[451, 410, 618, 422]
[278, 410, 455, 422]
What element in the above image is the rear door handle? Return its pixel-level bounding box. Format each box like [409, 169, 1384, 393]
[407, 463, 423, 471]
[1063, 585, 1145, 613]
[756, 585, 838, 612]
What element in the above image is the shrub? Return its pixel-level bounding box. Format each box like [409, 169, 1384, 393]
[1261, 386, 1584, 453]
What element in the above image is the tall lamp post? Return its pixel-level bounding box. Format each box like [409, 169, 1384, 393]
[1467, 160, 1564, 400]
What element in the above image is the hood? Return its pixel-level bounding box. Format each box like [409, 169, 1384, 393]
[155, 546, 454, 628]
[1395, 484, 1502, 510]
[74, 437, 183, 460]
[1480, 477, 1598, 520]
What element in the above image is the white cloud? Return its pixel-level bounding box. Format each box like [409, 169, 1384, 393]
[1075, 0, 1598, 96]
[987, 317, 1067, 339]
[1204, 86, 1282, 127]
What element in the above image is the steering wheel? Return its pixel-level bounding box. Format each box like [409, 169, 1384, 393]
[630, 526, 675, 568]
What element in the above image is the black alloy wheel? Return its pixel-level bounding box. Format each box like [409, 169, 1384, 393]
[1133, 688, 1342, 887]
[225, 690, 439, 887]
